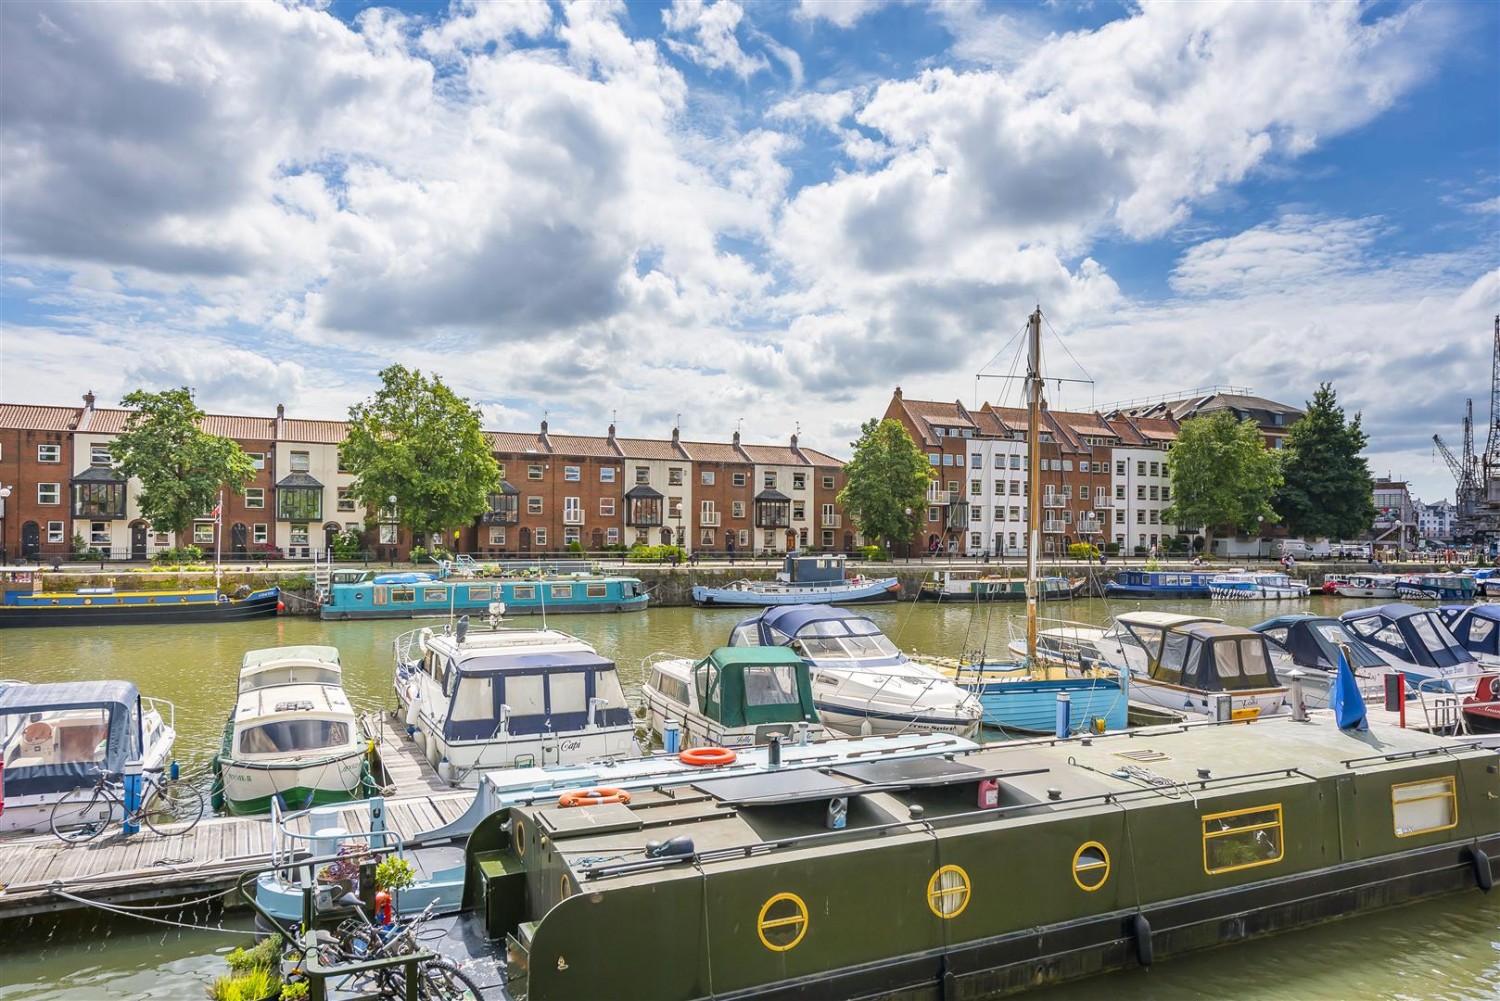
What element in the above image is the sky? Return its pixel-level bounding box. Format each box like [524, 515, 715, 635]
[1, 0, 1496, 505]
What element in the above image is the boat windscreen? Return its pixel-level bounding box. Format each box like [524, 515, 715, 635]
[744, 664, 802, 706]
[1305, 621, 1387, 669]
[238, 719, 350, 755]
[241, 666, 341, 692]
[728, 621, 760, 646]
[1347, 616, 1410, 658]
[1408, 613, 1472, 668]
[1121, 621, 1165, 655]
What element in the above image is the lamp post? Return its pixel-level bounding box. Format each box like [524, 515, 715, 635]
[903, 507, 913, 563]
[388, 495, 398, 567]
[0, 483, 10, 565]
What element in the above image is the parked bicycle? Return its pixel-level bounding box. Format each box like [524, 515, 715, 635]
[310, 896, 484, 1000]
[49, 767, 206, 844]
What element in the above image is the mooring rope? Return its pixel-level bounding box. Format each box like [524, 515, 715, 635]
[49, 886, 260, 935]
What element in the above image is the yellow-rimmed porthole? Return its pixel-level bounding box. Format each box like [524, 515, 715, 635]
[757, 892, 809, 951]
[1392, 776, 1457, 837]
[513, 817, 527, 858]
[559, 873, 572, 901]
[1072, 842, 1110, 891]
[1202, 803, 1283, 874]
[926, 865, 971, 918]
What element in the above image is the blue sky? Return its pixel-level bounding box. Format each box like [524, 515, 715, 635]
[1, 0, 1496, 505]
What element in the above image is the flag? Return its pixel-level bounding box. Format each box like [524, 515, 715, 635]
[210, 502, 222, 522]
[1330, 644, 1368, 732]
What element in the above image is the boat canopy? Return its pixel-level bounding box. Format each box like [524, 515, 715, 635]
[778, 554, 848, 586]
[439, 650, 632, 740]
[1436, 604, 1500, 658]
[1250, 615, 1388, 671]
[728, 605, 904, 666]
[1341, 604, 1475, 670]
[1143, 623, 1280, 691]
[693, 647, 819, 729]
[0, 680, 142, 796]
[238, 645, 343, 692]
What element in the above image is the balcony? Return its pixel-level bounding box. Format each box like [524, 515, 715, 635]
[1043, 520, 1067, 534]
[700, 512, 721, 527]
[1093, 496, 1114, 508]
[926, 486, 958, 505]
[1077, 517, 1102, 535]
[821, 514, 842, 529]
[563, 510, 584, 526]
[1042, 495, 1066, 509]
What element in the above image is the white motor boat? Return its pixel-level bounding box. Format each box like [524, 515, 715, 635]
[0, 680, 176, 833]
[1340, 603, 1484, 696]
[1208, 572, 1310, 600]
[393, 616, 637, 785]
[1094, 611, 1288, 719]
[213, 645, 367, 816]
[1337, 573, 1401, 598]
[641, 646, 833, 749]
[1248, 614, 1390, 708]
[726, 605, 983, 737]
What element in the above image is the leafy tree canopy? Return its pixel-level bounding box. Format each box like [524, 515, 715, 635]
[1273, 383, 1376, 541]
[111, 388, 256, 538]
[837, 418, 932, 549]
[1162, 410, 1282, 549]
[341, 366, 499, 542]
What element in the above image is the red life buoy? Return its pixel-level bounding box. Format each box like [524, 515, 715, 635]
[557, 787, 632, 808]
[679, 747, 737, 767]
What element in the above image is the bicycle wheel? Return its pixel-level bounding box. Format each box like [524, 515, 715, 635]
[416, 956, 485, 1000]
[142, 778, 206, 837]
[50, 786, 117, 844]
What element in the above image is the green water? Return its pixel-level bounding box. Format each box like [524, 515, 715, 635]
[0, 598, 1496, 998]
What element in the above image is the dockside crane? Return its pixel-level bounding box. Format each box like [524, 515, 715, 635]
[1433, 399, 1477, 533]
[1470, 316, 1500, 545]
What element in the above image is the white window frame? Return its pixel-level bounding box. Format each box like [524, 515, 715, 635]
[245, 488, 265, 509]
[37, 443, 61, 463]
[38, 483, 60, 505]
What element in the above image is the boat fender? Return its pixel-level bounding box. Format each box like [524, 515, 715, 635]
[679, 747, 737, 767]
[645, 836, 695, 858]
[417, 627, 434, 654]
[1472, 846, 1494, 893]
[404, 687, 421, 727]
[558, 787, 632, 808]
[1132, 912, 1153, 967]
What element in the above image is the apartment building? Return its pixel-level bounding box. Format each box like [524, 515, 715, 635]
[1104, 413, 1181, 555]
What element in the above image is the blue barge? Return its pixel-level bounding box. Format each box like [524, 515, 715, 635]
[317, 569, 648, 619]
[1103, 569, 1221, 599]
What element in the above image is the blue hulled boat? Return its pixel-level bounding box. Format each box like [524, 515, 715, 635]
[1103, 568, 1221, 599]
[691, 553, 899, 607]
[1394, 573, 1477, 602]
[0, 570, 279, 629]
[317, 568, 648, 620]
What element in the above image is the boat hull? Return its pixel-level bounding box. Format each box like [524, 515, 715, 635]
[961, 675, 1128, 733]
[1102, 583, 1211, 599]
[0, 588, 280, 628]
[321, 594, 648, 620]
[692, 578, 900, 607]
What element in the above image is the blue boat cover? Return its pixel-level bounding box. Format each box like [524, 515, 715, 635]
[1330, 647, 1368, 731]
[0, 680, 141, 797]
[1340, 603, 1473, 670]
[1251, 615, 1388, 671]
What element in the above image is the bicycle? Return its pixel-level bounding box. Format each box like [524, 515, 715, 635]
[314, 896, 485, 1000]
[49, 767, 206, 844]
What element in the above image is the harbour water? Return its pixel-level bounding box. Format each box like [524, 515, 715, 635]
[1, 596, 1496, 998]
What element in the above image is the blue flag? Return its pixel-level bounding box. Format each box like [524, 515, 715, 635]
[1330, 645, 1368, 732]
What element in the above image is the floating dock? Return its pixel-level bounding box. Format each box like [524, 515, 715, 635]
[0, 714, 469, 920]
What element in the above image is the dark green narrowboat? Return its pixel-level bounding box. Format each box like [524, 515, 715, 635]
[464, 715, 1500, 999]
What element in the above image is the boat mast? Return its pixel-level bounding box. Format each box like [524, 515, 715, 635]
[1025, 307, 1043, 666]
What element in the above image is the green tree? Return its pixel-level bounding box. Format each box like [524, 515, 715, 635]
[341, 366, 499, 545]
[1274, 383, 1376, 541]
[111, 388, 256, 538]
[837, 418, 932, 551]
[1162, 411, 1282, 551]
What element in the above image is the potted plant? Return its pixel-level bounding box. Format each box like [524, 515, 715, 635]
[209, 933, 282, 1001]
[375, 854, 416, 914]
[315, 842, 364, 898]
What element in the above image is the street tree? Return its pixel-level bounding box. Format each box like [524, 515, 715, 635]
[837, 418, 932, 552]
[1162, 411, 1282, 552]
[341, 366, 499, 549]
[111, 388, 256, 538]
[1274, 383, 1376, 541]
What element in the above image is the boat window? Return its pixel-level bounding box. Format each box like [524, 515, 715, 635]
[744, 665, 800, 706]
[1212, 640, 1244, 679]
[1466, 616, 1496, 652]
[3, 708, 111, 768]
[697, 660, 719, 702]
[1239, 639, 1272, 682]
[1121, 623, 1164, 658]
[592, 670, 628, 710]
[1155, 632, 1190, 684]
[1071, 843, 1110, 891]
[549, 672, 587, 714]
[1202, 804, 1283, 874]
[513, 586, 536, 601]
[658, 673, 690, 706]
[844, 617, 883, 636]
[1259, 627, 1289, 649]
[241, 667, 340, 691]
[1409, 614, 1447, 655]
[238, 719, 350, 755]
[450, 676, 494, 722]
[1353, 618, 1408, 656]
[729, 622, 760, 647]
[586, 584, 607, 598]
[391, 587, 415, 604]
[466, 585, 494, 602]
[422, 587, 446, 603]
[550, 584, 573, 600]
[767, 625, 796, 646]
[1392, 776, 1457, 837]
[503, 675, 546, 717]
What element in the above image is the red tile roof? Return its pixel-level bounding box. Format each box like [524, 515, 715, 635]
[679, 440, 748, 463]
[612, 437, 683, 461]
[545, 434, 619, 458]
[0, 404, 82, 431]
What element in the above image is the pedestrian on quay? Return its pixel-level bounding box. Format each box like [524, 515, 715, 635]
[727, 536, 736, 565]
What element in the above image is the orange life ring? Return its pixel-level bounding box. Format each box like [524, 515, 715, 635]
[679, 746, 737, 767]
[23, 721, 53, 744]
[557, 787, 632, 808]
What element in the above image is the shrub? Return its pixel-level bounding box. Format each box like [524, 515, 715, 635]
[858, 544, 884, 561]
[409, 545, 429, 564]
[152, 545, 204, 565]
[565, 540, 584, 554]
[1067, 542, 1100, 560]
[207, 965, 278, 1001]
[279, 983, 309, 1001]
[627, 545, 686, 563]
[375, 855, 416, 893]
[330, 530, 363, 560]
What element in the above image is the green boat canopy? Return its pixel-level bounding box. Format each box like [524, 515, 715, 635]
[694, 646, 820, 729]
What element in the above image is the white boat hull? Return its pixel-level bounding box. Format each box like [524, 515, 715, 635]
[1128, 674, 1288, 719]
[219, 748, 367, 814]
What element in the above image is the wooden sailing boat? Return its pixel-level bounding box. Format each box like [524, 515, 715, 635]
[944, 307, 1129, 734]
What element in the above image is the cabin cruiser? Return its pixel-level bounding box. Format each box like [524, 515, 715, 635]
[0, 680, 176, 833]
[641, 646, 833, 749]
[726, 605, 983, 737]
[1394, 573, 1476, 602]
[1094, 611, 1287, 719]
[1339, 604, 1483, 696]
[1337, 573, 1401, 599]
[1208, 572, 1310, 600]
[1436, 604, 1500, 667]
[212, 646, 367, 816]
[1248, 615, 1389, 708]
[393, 616, 636, 784]
[692, 553, 899, 607]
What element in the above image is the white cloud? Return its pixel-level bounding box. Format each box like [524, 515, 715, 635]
[795, 0, 892, 30]
[661, 0, 767, 80]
